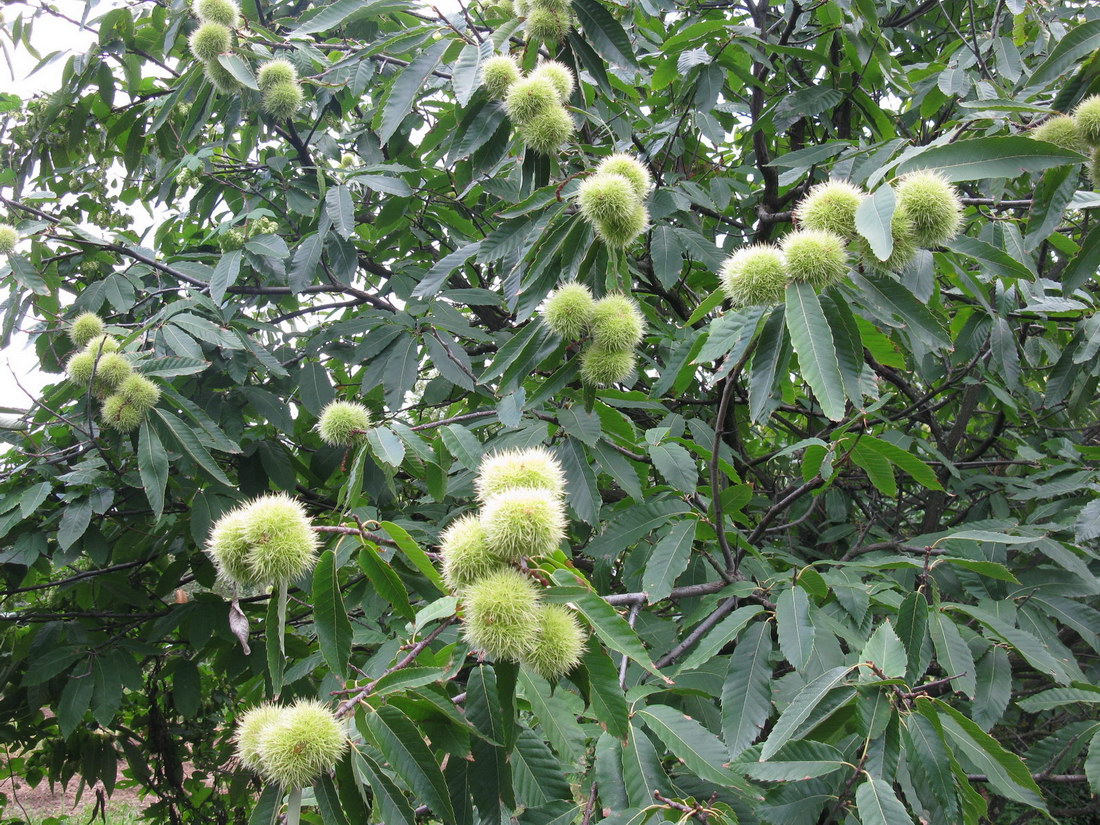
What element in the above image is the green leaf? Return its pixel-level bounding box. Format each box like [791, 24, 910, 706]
[172, 659, 201, 718]
[851, 440, 897, 497]
[650, 225, 683, 288]
[622, 720, 669, 808]
[152, 409, 232, 486]
[326, 185, 356, 239]
[676, 605, 764, 674]
[290, 232, 325, 292]
[904, 712, 959, 822]
[367, 427, 406, 467]
[361, 705, 456, 821]
[859, 436, 943, 491]
[291, 0, 406, 35]
[313, 550, 352, 678]
[848, 270, 951, 350]
[945, 235, 1034, 282]
[216, 54, 259, 90]
[638, 704, 754, 792]
[760, 666, 850, 759]
[896, 592, 929, 682]
[513, 726, 572, 807]
[855, 185, 896, 261]
[572, 0, 638, 69]
[452, 40, 491, 107]
[950, 604, 1072, 685]
[517, 670, 586, 764]
[265, 591, 284, 696]
[935, 557, 1019, 583]
[378, 40, 449, 145]
[57, 669, 93, 738]
[895, 136, 1085, 181]
[358, 545, 413, 616]
[248, 784, 282, 825]
[1016, 686, 1100, 712]
[722, 621, 774, 758]
[973, 646, 1011, 731]
[647, 441, 697, 494]
[1086, 728, 1100, 795]
[785, 282, 846, 421]
[641, 520, 695, 603]
[585, 498, 690, 560]
[545, 581, 663, 678]
[928, 699, 1047, 811]
[929, 611, 977, 698]
[855, 775, 914, 825]
[380, 521, 447, 593]
[138, 421, 168, 520]
[776, 586, 815, 670]
[749, 306, 788, 422]
[58, 497, 92, 550]
[1030, 18, 1100, 87]
[209, 249, 241, 304]
[858, 621, 907, 680]
[938, 529, 1034, 545]
[579, 643, 629, 739]
[314, 773, 350, 825]
[465, 665, 515, 817]
[355, 750, 416, 825]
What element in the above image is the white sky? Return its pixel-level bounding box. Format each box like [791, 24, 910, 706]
[2, 1, 99, 410]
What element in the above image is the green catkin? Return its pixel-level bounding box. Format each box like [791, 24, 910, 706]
[189, 22, 231, 62]
[781, 229, 849, 289]
[193, 0, 239, 27]
[0, 224, 19, 255]
[894, 171, 962, 248]
[481, 55, 521, 100]
[543, 282, 597, 340]
[316, 400, 372, 446]
[481, 487, 566, 560]
[240, 493, 318, 585]
[440, 515, 502, 590]
[462, 568, 542, 661]
[504, 77, 558, 124]
[254, 700, 347, 789]
[476, 447, 565, 501]
[596, 154, 652, 200]
[69, 313, 106, 348]
[589, 294, 645, 352]
[1031, 115, 1087, 154]
[719, 244, 788, 307]
[1074, 95, 1100, 147]
[793, 180, 865, 241]
[579, 345, 636, 387]
[521, 604, 586, 679]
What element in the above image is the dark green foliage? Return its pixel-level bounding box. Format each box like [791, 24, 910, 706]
[1, 2, 1100, 825]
